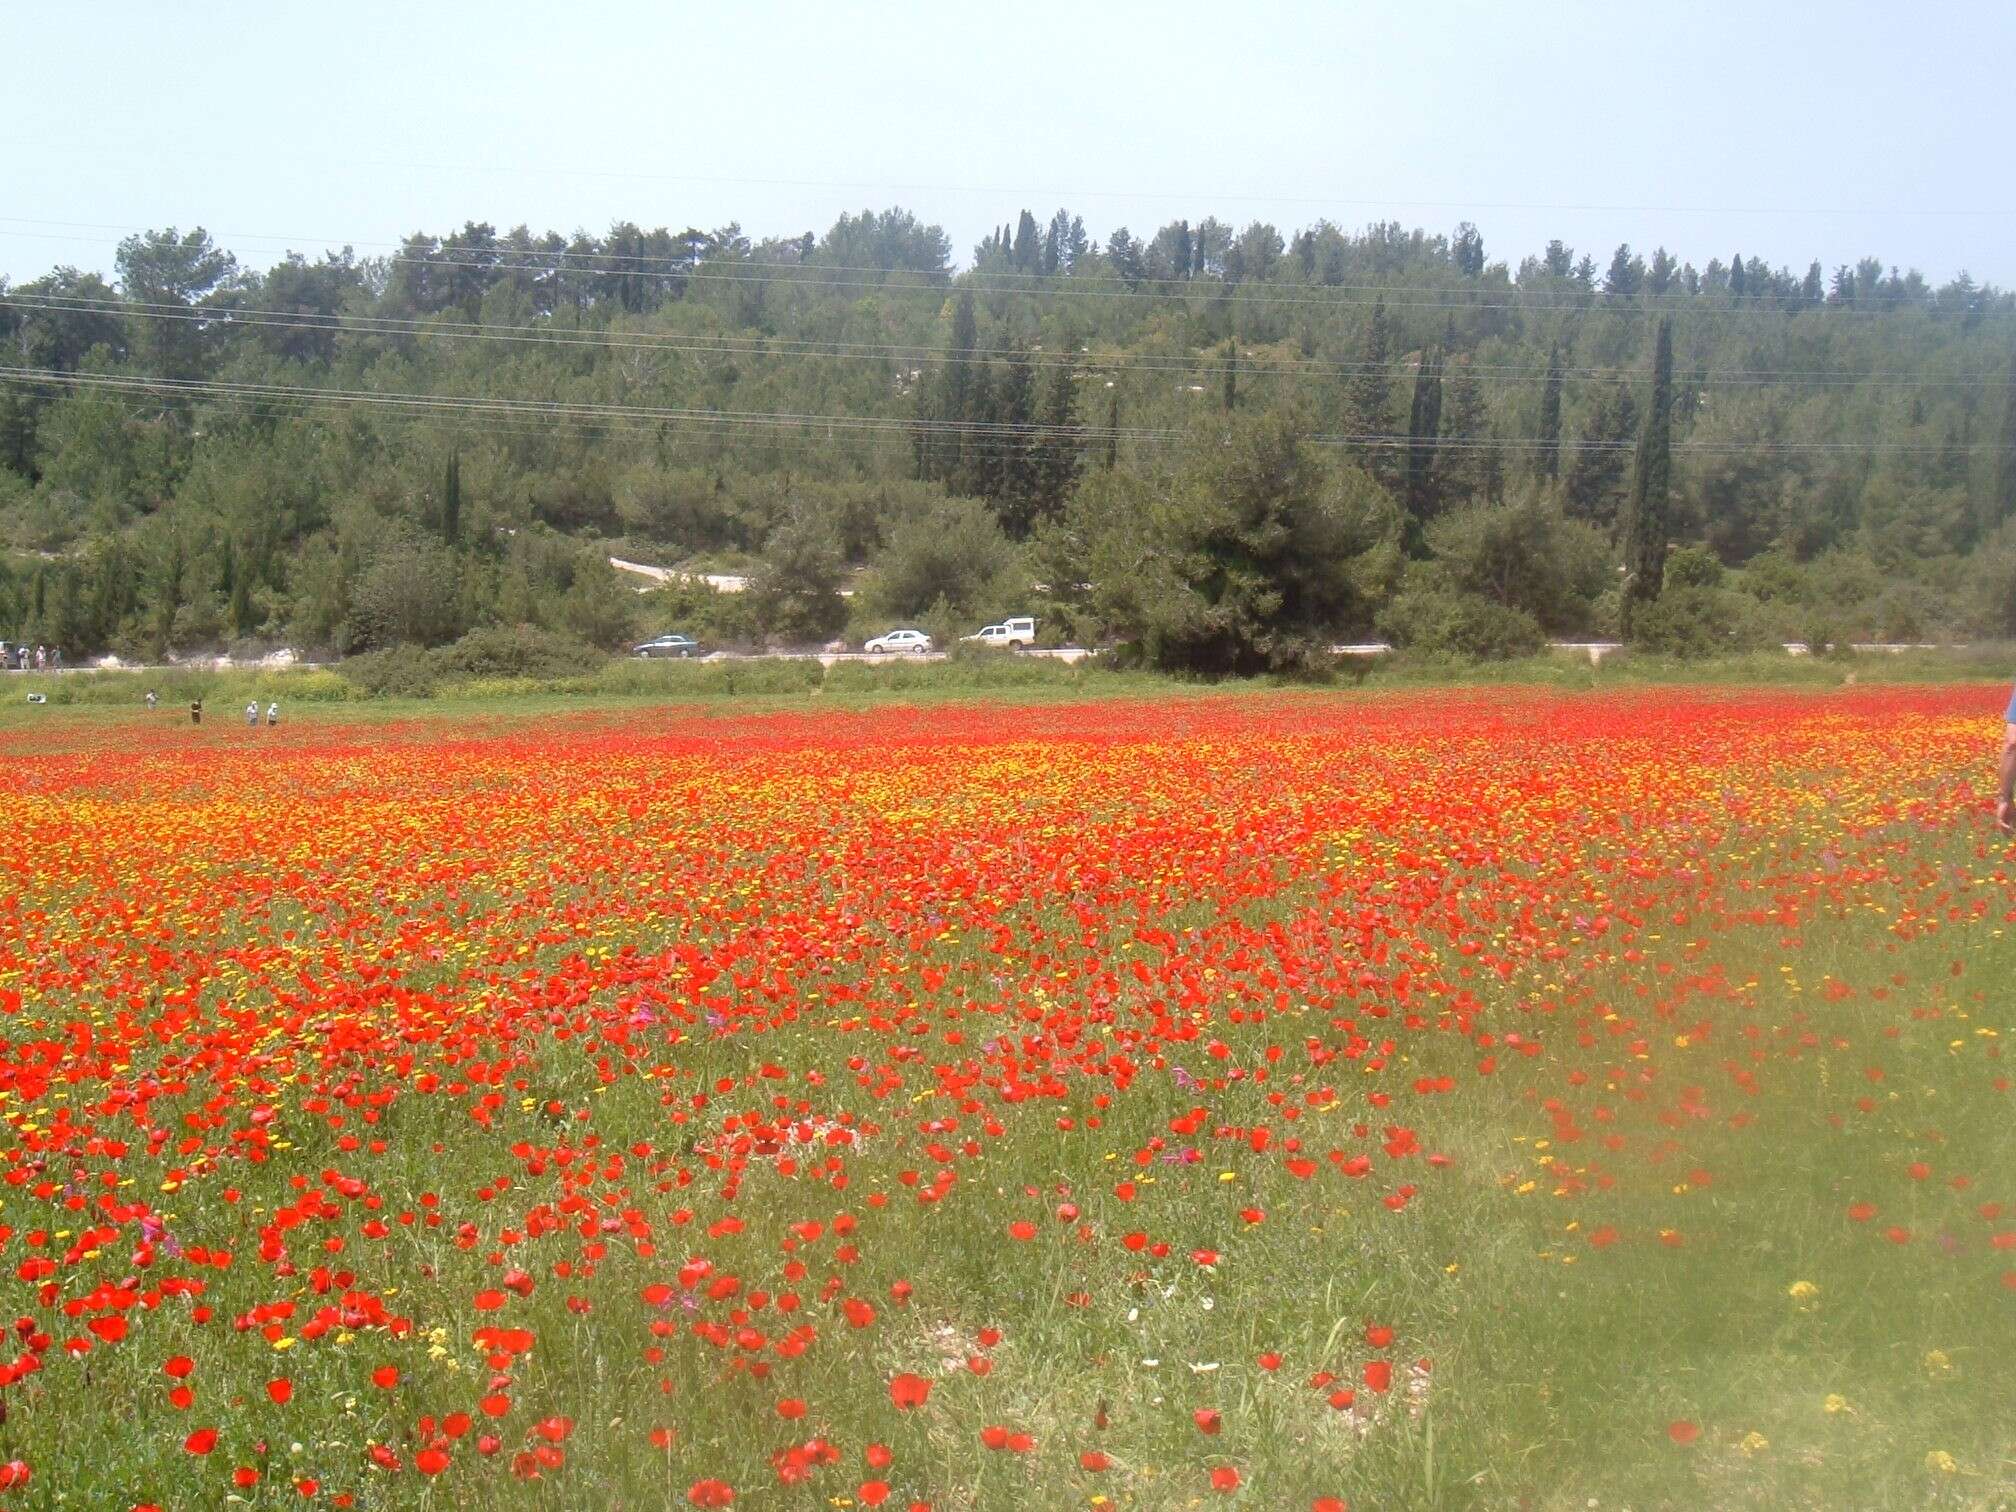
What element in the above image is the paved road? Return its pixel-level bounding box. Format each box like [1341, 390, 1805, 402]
[7, 642, 1975, 678]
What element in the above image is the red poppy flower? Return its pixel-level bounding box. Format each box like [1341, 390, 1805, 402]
[889, 1373, 932, 1409]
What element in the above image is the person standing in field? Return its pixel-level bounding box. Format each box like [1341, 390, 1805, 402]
[266, 701, 280, 727]
[244, 700, 260, 727]
[190, 698, 202, 726]
[1999, 695, 2016, 831]
[145, 689, 157, 710]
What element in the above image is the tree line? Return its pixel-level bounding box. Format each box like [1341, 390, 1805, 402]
[1, 205, 2013, 669]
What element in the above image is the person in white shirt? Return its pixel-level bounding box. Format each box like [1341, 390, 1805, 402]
[244, 700, 260, 727]
[266, 702, 280, 727]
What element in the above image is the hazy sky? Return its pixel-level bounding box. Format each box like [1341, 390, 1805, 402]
[7, 0, 2013, 286]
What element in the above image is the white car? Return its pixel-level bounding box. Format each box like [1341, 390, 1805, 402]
[864, 628, 933, 654]
[961, 616, 1036, 650]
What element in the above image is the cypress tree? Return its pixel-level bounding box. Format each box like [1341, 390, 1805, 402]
[910, 370, 937, 481]
[1104, 385, 1120, 472]
[1995, 338, 2016, 531]
[1403, 346, 1444, 550]
[1537, 344, 1564, 482]
[1222, 337, 1237, 412]
[1729, 252, 1747, 297]
[1034, 364, 1081, 524]
[938, 291, 979, 481]
[1564, 383, 1638, 528]
[1349, 299, 1396, 487]
[958, 357, 1000, 501]
[442, 450, 462, 544]
[997, 346, 1038, 533]
[1012, 211, 1039, 272]
[1440, 358, 1488, 506]
[1622, 318, 1676, 638]
[228, 555, 253, 636]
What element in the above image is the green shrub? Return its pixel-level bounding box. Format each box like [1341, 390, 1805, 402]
[436, 625, 605, 681]
[1665, 545, 1725, 590]
[338, 646, 440, 699]
[1628, 586, 1778, 659]
[583, 658, 823, 699]
[1378, 588, 1544, 661]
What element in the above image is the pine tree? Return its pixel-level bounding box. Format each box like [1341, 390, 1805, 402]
[1106, 229, 1143, 288]
[1622, 318, 1676, 638]
[1066, 216, 1089, 267]
[1537, 344, 1564, 482]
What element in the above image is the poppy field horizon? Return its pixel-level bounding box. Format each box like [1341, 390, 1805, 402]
[1, 687, 2012, 1509]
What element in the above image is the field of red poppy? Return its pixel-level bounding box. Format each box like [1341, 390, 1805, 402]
[0, 686, 2012, 1510]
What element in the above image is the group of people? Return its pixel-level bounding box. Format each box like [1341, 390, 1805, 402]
[6, 644, 61, 671]
[161, 692, 279, 728]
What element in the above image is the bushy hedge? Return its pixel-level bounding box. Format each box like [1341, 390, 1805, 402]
[1378, 588, 1545, 662]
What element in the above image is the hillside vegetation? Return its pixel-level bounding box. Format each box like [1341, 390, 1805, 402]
[2, 209, 2013, 668]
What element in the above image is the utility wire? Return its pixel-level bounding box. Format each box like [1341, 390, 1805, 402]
[6, 367, 2009, 456]
[6, 293, 2011, 392]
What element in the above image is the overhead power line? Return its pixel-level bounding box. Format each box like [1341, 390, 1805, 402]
[5, 367, 2009, 457]
[6, 293, 2010, 393]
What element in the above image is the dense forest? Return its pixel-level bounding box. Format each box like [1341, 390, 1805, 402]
[2, 206, 2013, 668]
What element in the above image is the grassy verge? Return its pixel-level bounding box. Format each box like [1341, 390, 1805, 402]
[0, 642, 2009, 727]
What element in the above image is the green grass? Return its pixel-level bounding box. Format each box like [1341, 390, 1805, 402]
[1, 642, 2008, 735]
